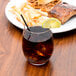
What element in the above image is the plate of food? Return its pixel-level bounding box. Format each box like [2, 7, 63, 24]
[5, 0, 76, 33]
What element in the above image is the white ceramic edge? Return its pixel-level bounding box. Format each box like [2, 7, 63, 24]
[5, 1, 76, 34]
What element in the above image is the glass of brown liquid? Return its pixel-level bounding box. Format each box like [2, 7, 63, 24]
[22, 26, 53, 66]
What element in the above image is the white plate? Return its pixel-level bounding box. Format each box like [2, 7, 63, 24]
[5, 0, 76, 33]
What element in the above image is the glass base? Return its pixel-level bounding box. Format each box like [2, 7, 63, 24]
[28, 60, 49, 66]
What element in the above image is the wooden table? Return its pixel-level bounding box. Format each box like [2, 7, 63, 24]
[0, 0, 76, 76]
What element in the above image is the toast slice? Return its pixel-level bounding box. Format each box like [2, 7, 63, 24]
[48, 2, 76, 24]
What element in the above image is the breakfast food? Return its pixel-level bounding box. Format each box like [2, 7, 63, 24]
[9, 2, 61, 28]
[28, 0, 61, 12]
[48, 2, 76, 24]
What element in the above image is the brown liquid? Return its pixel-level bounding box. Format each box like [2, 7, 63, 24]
[22, 26, 53, 64]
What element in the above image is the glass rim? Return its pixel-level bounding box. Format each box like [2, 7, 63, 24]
[24, 26, 52, 34]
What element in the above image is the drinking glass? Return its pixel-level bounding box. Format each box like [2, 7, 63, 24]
[22, 26, 53, 66]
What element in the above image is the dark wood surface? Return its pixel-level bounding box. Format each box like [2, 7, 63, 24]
[0, 0, 76, 76]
